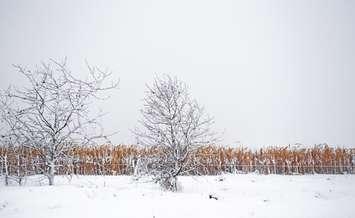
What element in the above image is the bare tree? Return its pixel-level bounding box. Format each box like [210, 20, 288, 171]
[133, 75, 216, 191]
[0, 59, 118, 185]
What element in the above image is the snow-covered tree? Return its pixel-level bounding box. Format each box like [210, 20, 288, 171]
[0, 59, 118, 185]
[133, 75, 216, 191]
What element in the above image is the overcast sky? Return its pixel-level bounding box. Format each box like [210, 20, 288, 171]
[1, 0, 354, 147]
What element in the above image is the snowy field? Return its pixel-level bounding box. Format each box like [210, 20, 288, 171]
[0, 174, 354, 218]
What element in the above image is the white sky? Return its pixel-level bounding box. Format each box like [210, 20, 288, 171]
[1, 0, 354, 147]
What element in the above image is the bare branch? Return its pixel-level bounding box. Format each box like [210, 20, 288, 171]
[0, 59, 118, 185]
[133, 75, 217, 191]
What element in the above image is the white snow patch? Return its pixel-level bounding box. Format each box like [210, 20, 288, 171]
[0, 174, 354, 218]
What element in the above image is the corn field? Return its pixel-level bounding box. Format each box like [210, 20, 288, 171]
[0, 145, 354, 177]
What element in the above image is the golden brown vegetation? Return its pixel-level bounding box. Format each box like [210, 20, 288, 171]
[1, 145, 354, 176]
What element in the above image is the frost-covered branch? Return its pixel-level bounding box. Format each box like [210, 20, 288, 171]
[133, 75, 217, 191]
[0, 59, 118, 185]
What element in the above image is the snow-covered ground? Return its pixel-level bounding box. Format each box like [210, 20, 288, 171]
[0, 174, 354, 218]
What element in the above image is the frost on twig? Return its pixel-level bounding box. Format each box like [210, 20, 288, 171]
[133, 75, 217, 191]
[0, 59, 118, 185]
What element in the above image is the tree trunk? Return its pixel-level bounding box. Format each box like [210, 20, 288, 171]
[171, 176, 178, 192]
[48, 161, 55, 186]
[48, 174, 54, 186]
[4, 155, 9, 186]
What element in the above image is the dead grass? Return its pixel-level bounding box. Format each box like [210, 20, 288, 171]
[1, 144, 354, 176]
